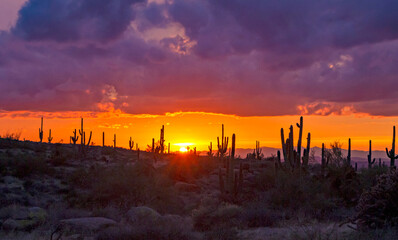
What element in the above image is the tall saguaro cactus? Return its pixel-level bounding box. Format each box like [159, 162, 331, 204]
[217, 124, 228, 158]
[255, 141, 262, 160]
[78, 118, 92, 155]
[302, 133, 311, 167]
[279, 116, 311, 172]
[152, 138, 155, 152]
[208, 142, 213, 156]
[48, 129, 53, 143]
[113, 134, 116, 148]
[71, 129, 79, 145]
[39, 117, 44, 143]
[160, 125, 165, 154]
[347, 138, 351, 166]
[168, 142, 170, 154]
[219, 133, 243, 197]
[129, 137, 134, 150]
[296, 116, 303, 167]
[368, 140, 376, 168]
[102, 132, 105, 147]
[386, 126, 398, 167]
[79, 118, 84, 146]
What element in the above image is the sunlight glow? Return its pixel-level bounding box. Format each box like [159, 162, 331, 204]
[179, 147, 188, 152]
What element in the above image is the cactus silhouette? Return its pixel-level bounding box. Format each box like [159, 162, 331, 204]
[368, 140, 376, 168]
[255, 141, 262, 160]
[70, 129, 79, 145]
[39, 117, 44, 143]
[217, 124, 228, 158]
[48, 129, 53, 143]
[208, 142, 213, 156]
[386, 126, 398, 167]
[129, 137, 134, 150]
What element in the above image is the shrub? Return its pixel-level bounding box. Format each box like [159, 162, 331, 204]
[165, 155, 218, 182]
[1, 154, 53, 178]
[192, 204, 243, 231]
[351, 169, 398, 230]
[67, 162, 180, 213]
[97, 216, 199, 240]
[269, 171, 337, 220]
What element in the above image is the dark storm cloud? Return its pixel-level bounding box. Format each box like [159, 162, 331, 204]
[12, 0, 145, 42]
[1, 0, 398, 116]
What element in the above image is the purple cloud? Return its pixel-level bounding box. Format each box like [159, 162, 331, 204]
[1, 0, 398, 116]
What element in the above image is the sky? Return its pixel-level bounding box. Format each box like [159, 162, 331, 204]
[1, 0, 398, 151]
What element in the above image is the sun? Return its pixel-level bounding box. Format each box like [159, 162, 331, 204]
[179, 147, 188, 152]
[174, 143, 194, 153]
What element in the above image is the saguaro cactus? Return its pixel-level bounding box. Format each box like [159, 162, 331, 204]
[302, 133, 311, 167]
[71, 129, 79, 145]
[129, 137, 134, 150]
[386, 126, 398, 167]
[217, 124, 228, 158]
[79, 118, 84, 146]
[255, 141, 262, 160]
[218, 133, 243, 196]
[296, 116, 303, 167]
[102, 132, 105, 147]
[280, 116, 311, 171]
[160, 125, 165, 154]
[39, 117, 44, 143]
[152, 138, 155, 152]
[168, 142, 170, 154]
[48, 129, 53, 143]
[347, 138, 351, 166]
[113, 134, 116, 148]
[208, 142, 213, 156]
[368, 140, 376, 168]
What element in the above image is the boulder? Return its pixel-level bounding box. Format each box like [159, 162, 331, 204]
[61, 217, 117, 232]
[126, 206, 160, 224]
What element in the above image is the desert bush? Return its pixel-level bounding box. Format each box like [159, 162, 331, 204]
[67, 162, 180, 213]
[269, 171, 337, 220]
[1, 131, 22, 141]
[254, 166, 276, 191]
[165, 155, 218, 182]
[358, 166, 388, 191]
[0, 154, 53, 178]
[192, 203, 243, 231]
[241, 201, 282, 227]
[351, 169, 398, 230]
[97, 216, 199, 240]
[327, 165, 361, 206]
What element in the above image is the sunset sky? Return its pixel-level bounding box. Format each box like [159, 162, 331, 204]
[1, 0, 398, 151]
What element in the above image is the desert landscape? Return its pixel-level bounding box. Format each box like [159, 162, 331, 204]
[0, 117, 397, 239]
[1, 0, 398, 239]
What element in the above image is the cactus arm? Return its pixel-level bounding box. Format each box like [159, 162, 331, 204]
[86, 131, 92, 146]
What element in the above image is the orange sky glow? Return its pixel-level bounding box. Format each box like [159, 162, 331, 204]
[0, 110, 396, 153]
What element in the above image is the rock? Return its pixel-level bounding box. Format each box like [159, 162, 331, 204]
[2, 219, 20, 231]
[61, 217, 117, 232]
[28, 207, 47, 222]
[1, 218, 42, 231]
[2, 176, 24, 190]
[175, 182, 201, 193]
[126, 206, 160, 224]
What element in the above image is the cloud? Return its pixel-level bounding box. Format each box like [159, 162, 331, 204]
[12, 0, 145, 42]
[1, 0, 398, 116]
